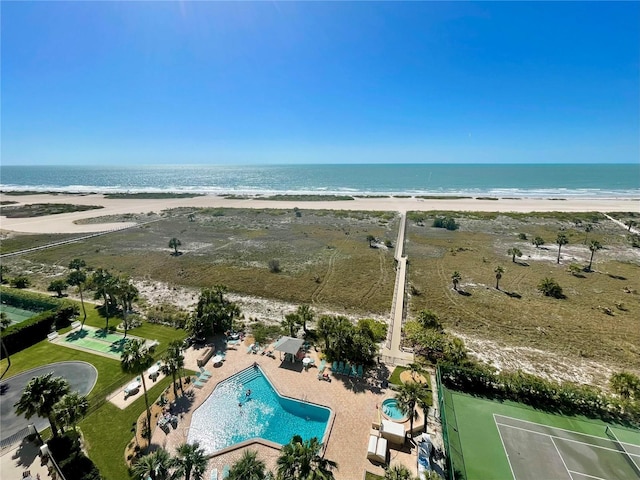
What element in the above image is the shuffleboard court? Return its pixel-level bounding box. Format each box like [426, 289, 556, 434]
[0, 361, 98, 444]
[495, 415, 640, 480]
[54, 324, 147, 359]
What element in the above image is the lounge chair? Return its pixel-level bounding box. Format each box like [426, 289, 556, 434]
[331, 361, 339, 373]
[350, 364, 358, 377]
[337, 361, 345, 375]
[342, 362, 351, 375]
[366, 434, 387, 464]
[199, 366, 212, 378]
[318, 359, 326, 372]
[193, 379, 206, 389]
[222, 465, 230, 479]
[357, 364, 364, 378]
[210, 468, 218, 480]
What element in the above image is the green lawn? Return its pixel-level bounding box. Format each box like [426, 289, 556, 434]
[1, 298, 190, 480]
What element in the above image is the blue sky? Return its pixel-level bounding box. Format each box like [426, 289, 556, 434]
[2, 1, 638, 165]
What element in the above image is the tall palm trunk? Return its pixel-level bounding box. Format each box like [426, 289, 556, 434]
[588, 250, 596, 271]
[0, 338, 10, 377]
[102, 293, 110, 331]
[140, 376, 152, 443]
[171, 370, 178, 399]
[78, 286, 87, 330]
[556, 245, 562, 264]
[48, 414, 60, 437]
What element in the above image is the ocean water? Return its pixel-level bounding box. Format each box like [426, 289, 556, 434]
[1, 164, 638, 198]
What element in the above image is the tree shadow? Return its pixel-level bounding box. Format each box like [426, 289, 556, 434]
[503, 291, 522, 299]
[170, 251, 183, 257]
[515, 261, 530, 267]
[457, 290, 472, 297]
[11, 436, 41, 468]
[608, 274, 627, 280]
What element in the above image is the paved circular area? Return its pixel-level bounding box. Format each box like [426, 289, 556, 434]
[0, 361, 98, 442]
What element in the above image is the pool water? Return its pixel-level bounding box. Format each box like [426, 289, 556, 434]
[382, 398, 407, 421]
[188, 366, 331, 455]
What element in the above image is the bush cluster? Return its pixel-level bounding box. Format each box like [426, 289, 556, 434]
[440, 363, 640, 427]
[48, 431, 102, 480]
[433, 216, 459, 230]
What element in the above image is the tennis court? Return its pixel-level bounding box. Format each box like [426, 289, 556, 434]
[0, 304, 40, 324]
[440, 388, 640, 480]
[495, 415, 640, 480]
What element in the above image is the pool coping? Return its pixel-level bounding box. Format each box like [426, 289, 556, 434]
[190, 364, 336, 458]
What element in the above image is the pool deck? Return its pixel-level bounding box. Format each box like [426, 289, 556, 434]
[149, 338, 433, 479]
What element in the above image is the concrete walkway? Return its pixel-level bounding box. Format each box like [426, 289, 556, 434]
[381, 212, 414, 364]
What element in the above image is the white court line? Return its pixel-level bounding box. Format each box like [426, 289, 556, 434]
[493, 414, 518, 480]
[568, 470, 607, 480]
[495, 414, 640, 449]
[551, 437, 575, 480]
[495, 421, 640, 457]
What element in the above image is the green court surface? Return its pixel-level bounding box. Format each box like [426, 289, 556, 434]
[443, 388, 640, 480]
[0, 304, 39, 324]
[58, 325, 133, 358]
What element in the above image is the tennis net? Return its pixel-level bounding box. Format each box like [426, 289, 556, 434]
[605, 425, 640, 478]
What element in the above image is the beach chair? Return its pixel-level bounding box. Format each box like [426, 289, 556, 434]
[318, 359, 326, 373]
[357, 364, 364, 378]
[210, 468, 218, 480]
[199, 366, 212, 378]
[337, 361, 344, 375]
[342, 362, 351, 375]
[331, 361, 339, 373]
[193, 379, 206, 389]
[350, 364, 358, 377]
[222, 464, 230, 479]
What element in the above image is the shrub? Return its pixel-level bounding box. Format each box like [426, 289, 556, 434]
[48, 430, 102, 480]
[518, 233, 528, 240]
[433, 216, 459, 230]
[268, 259, 281, 273]
[10, 276, 31, 288]
[145, 303, 188, 328]
[538, 277, 565, 299]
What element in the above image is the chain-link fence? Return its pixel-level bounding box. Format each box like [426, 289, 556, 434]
[437, 366, 467, 480]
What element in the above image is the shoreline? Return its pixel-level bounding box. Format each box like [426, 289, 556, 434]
[1, 192, 638, 234]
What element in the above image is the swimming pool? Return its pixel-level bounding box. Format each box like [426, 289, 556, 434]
[188, 366, 331, 455]
[381, 398, 408, 421]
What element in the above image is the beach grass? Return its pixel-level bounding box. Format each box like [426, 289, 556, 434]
[5, 208, 399, 316]
[0, 203, 103, 218]
[104, 193, 205, 199]
[405, 212, 640, 369]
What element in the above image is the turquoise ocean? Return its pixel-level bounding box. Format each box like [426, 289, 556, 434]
[1, 164, 638, 198]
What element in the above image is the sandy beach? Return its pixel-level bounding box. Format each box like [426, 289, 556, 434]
[1, 192, 638, 234]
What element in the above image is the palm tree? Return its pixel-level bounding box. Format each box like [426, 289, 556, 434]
[587, 240, 602, 271]
[583, 223, 593, 244]
[132, 448, 172, 480]
[395, 381, 429, 440]
[114, 275, 139, 338]
[282, 313, 299, 337]
[494, 266, 505, 290]
[0, 264, 9, 284]
[90, 268, 116, 331]
[532, 236, 545, 248]
[229, 450, 268, 480]
[366, 234, 376, 248]
[296, 304, 314, 333]
[172, 442, 207, 480]
[53, 392, 89, 433]
[385, 464, 415, 480]
[507, 247, 522, 263]
[121, 338, 155, 443]
[625, 219, 637, 232]
[161, 339, 185, 398]
[556, 233, 569, 264]
[451, 271, 461, 291]
[276, 435, 337, 480]
[47, 279, 68, 297]
[14, 373, 70, 437]
[67, 270, 88, 330]
[169, 237, 182, 255]
[316, 315, 335, 351]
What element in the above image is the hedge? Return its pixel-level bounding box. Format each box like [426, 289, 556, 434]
[0, 286, 58, 311]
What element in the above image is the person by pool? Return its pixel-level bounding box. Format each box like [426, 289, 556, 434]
[246, 389, 251, 397]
